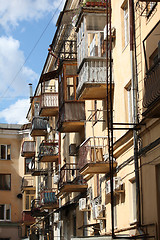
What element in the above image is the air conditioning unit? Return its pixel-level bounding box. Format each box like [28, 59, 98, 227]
[92, 205, 96, 220]
[100, 219, 106, 232]
[106, 180, 111, 194]
[54, 212, 59, 223]
[106, 177, 123, 195]
[69, 144, 77, 156]
[53, 175, 59, 184]
[79, 198, 87, 211]
[95, 204, 105, 219]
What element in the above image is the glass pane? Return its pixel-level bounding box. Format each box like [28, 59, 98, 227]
[100, 32, 105, 57]
[88, 33, 98, 57]
[26, 196, 29, 210]
[0, 205, 4, 220]
[4, 175, 11, 190]
[0, 174, 11, 190]
[1, 145, 6, 160]
[67, 77, 75, 100]
[6, 204, 11, 220]
[25, 158, 32, 174]
[7, 145, 11, 160]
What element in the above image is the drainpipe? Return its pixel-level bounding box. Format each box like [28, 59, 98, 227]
[129, 0, 141, 227]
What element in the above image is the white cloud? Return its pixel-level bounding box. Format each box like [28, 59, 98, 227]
[0, 36, 38, 97]
[0, 0, 65, 31]
[0, 99, 30, 124]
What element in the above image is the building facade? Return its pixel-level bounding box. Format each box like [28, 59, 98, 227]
[22, 0, 160, 240]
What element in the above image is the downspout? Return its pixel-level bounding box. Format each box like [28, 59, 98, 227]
[129, 0, 141, 228]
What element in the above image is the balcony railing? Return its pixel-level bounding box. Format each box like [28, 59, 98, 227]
[38, 140, 59, 162]
[40, 189, 58, 206]
[39, 92, 59, 117]
[21, 176, 36, 190]
[31, 199, 48, 217]
[57, 102, 85, 132]
[21, 141, 36, 157]
[77, 58, 108, 100]
[58, 163, 87, 193]
[78, 137, 108, 167]
[78, 137, 116, 176]
[143, 59, 160, 117]
[31, 117, 48, 137]
[59, 40, 77, 60]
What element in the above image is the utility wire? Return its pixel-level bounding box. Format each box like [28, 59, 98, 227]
[0, 0, 64, 100]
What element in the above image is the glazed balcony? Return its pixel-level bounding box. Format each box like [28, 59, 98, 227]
[21, 176, 36, 191]
[21, 141, 36, 157]
[57, 102, 85, 132]
[38, 140, 59, 162]
[31, 117, 48, 137]
[77, 58, 111, 100]
[22, 211, 35, 224]
[143, 59, 160, 117]
[58, 163, 87, 196]
[78, 137, 117, 178]
[40, 189, 58, 209]
[39, 92, 59, 117]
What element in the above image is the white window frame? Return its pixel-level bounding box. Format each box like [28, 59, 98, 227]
[0, 145, 11, 160]
[130, 179, 137, 223]
[0, 204, 11, 221]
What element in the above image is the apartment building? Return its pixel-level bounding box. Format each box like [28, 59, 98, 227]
[0, 124, 23, 240]
[24, 0, 160, 240]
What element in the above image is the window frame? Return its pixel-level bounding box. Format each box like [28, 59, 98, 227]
[0, 144, 11, 160]
[0, 204, 11, 221]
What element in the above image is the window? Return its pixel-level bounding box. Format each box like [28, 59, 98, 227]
[25, 190, 35, 210]
[67, 77, 75, 100]
[0, 145, 11, 160]
[0, 174, 11, 190]
[125, 82, 133, 124]
[25, 158, 33, 174]
[130, 179, 137, 223]
[113, 195, 117, 229]
[0, 204, 11, 221]
[121, 1, 129, 48]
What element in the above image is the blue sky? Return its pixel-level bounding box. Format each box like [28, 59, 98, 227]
[0, 0, 65, 124]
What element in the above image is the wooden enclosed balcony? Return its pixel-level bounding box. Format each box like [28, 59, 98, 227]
[38, 140, 59, 162]
[39, 92, 59, 117]
[40, 189, 58, 209]
[57, 102, 85, 132]
[78, 137, 117, 178]
[31, 117, 48, 137]
[58, 163, 87, 196]
[143, 59, 160, 117]
[77, 58, 112, 100]
[21, 141, 36, 157]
